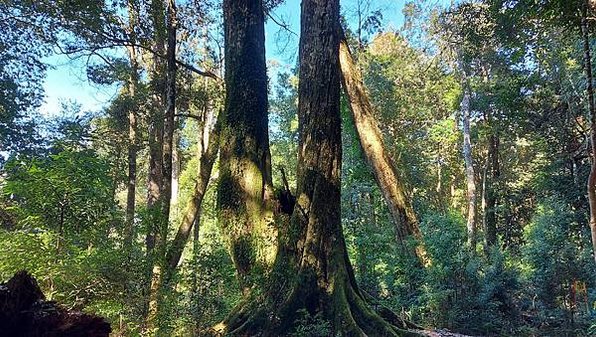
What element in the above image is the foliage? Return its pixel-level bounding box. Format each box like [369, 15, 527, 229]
[0, 1, 49, 158]
[1, 0, 596, 335]
[0, 229, 133, 327]
[418, 211, 518, 335]
[3, 148, 118, 239]
[292, 309, 333, 337]
[519, 197, 596, 333]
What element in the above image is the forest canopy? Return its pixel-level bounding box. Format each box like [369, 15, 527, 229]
[0, 0, 595, 336]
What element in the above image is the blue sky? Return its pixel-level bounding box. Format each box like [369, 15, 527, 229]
[40, 0, 448, 116]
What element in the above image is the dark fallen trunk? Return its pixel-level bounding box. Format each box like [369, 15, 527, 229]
[0, 271, 111, 337]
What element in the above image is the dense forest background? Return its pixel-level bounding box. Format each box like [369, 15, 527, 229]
[1, 0, 596, 336]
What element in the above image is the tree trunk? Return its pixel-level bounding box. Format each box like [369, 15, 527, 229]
[145, 0, 176, 332]
[124, 0, 139, 251]
[217, 0, 275, 294]
[171, 129, 180, 213]
[339, 36, 426, 264]
[219, 1, 423, 335]
[582, 2, 596, 265]
[483, 134, 499, 249]
[191, 214, 201, 335]
[145, 0, 166, 256]
[165, 112, 219, 275]
[460, 81, 477, 248]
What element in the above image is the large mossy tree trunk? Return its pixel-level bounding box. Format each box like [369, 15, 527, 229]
[217, 0, 275, 294]
[339, 36, 427, 265]
[219, 1, 423, 336]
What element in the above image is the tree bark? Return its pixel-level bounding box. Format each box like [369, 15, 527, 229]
[171, 129, 180, 212]
[124, 0, 139, 252]
[145, 0, 176, 332]
[191, 213, 201, 335]
[217, 0, 275, 294]
[339, 36, 426, 264]
[219, 1, 423, 335]
[145, 0, 166, 256]
[582, 1, 596, 265]
[460, 80, 477, 248]
[165, 112, 219, 274]
[141, 0, 166, 329]
[483, 134, 499, 249]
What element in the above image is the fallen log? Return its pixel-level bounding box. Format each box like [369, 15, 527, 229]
[0, 270, 111, 337]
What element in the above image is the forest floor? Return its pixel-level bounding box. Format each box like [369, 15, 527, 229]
[416, 329, 479, 337]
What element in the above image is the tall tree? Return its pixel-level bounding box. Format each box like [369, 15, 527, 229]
[145, 0, 177, 332]
[483, 132, 499, 248]
[220, 0, 423, 335]
[145, 0, 167, 256]
[217, 0, 275, 294]
[582, 0, 596, 264]
[460, 74, 477, 247]
[124, 0, 140, 252]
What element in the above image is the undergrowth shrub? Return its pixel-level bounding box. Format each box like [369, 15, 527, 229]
[419, 211, 517, 335]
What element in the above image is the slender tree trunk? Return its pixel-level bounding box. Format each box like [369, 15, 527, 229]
[484, 134, 499, 249]
[217, 0, 274, 294]
[481, 152, 488, 244]
[460, 81, 477, 248]
[165, 113, 219, 275]
[124, 0, 139, 251]
[170, 129, 180, 213]
[145, 0, 166, 255]
[582, 2, 596, 265]
[145, 0, 176, 333]
[339, 36, 426, 264]
[142, 0, 166, 332]
[220, 1, 423, 335]
[191, 214, 201, 335]
[150, 109, 220, 334]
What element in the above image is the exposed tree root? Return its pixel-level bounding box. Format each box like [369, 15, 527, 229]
[210, 277, 426, 337]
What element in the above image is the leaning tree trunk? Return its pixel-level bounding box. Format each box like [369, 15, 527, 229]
[582, 2, 596, 265]
[219, 1, 423, 336]
[339, 36, 427, 264]
[217, 0, 275, 294]
[145, 0, 177, 333]
[165, 111, 219, 277]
